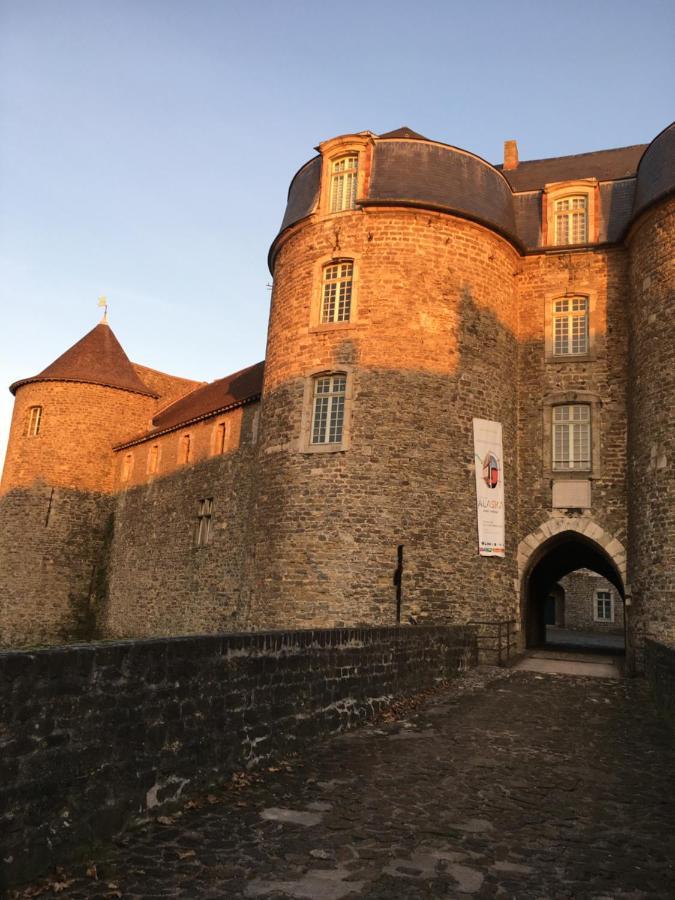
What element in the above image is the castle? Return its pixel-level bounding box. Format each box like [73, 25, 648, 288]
[1, 123, 673, 668]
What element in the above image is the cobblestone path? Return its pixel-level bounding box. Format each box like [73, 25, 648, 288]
[16, 669, 675, 899]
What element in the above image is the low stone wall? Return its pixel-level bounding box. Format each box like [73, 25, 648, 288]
[0, 624, 476, 887]
[645, 639, 675, 728]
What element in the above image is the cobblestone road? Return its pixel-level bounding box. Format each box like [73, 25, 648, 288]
[15, 668, 675, 899]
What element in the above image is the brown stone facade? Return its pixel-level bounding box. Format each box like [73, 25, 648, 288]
[556, 571, 625, 634]
[0, 125, 673, 663]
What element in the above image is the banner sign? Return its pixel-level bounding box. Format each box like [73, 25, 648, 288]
[472, 418, 505, 557]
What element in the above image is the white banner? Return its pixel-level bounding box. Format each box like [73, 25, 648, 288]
[472, 418, 505, 557]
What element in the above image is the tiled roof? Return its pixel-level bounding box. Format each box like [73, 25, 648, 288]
[10, 322, 156, 397]
[497, 145, 647, 192]
[114, 361, 265, 448]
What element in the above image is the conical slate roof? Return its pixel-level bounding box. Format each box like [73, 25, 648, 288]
[10, 322, 157, 397]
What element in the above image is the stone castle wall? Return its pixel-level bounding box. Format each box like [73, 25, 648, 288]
[627, 202, 675, 645]
[0, 625, 476, 887]
[252, 208, 519, 631]
[103, 405, 260, 639]
[558, 571, 624, 634]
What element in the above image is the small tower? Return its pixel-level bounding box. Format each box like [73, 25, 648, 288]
[0, 316, 157, 647]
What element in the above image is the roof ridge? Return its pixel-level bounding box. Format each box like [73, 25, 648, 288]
[498, 143, 648, 169]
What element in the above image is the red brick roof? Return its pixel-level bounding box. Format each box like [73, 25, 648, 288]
[10, 323, 157, 397]
[114, 360, 265, 448]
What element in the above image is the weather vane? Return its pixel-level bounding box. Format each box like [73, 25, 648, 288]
[97, 295, 108, 323]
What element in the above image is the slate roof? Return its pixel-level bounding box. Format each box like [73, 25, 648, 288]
[497, 145, 648, 192]
[10, 322, 156, 397]
[379, 127, 429, 141]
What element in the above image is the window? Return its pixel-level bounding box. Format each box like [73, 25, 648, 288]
[595, 590, 614, 622]
[195, 498, 213, 547]
[321, 261, 353, 323]
[147, 444, 160, 475]
[554, 195, 588, 245]
[329, 156, 358, 212]
[27, 406, 42, 436]
[552, 405, 591, 471]
[214, 422, 227, 455]
[553, 297, 589, 356]
[179, 434, 191, 465]
[121, 453, 133, 483]
[311, 374, 346, 445]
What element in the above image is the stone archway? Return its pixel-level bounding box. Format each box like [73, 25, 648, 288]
[518, 518, 627, 649]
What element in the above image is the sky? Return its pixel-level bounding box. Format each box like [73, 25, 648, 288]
[0, 0, 673, 465]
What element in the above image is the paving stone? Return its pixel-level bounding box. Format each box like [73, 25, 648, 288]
[11, 668, 675, 898]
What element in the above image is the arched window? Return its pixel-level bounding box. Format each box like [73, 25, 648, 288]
[329, 156, 358, 212]
[311, 374, 347, 445]
[321, 261, 353, 323]
[552, 404, 591, 471]
[553, 195, 588, 245]
[553, 297, 589, 356]
[27, 405, 42, 436]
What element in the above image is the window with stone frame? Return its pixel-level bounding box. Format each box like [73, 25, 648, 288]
[321, 261, 353, 323]
[594, 589, 614, 622]
[311, 374, 347, 445]
[147, 444, 160, 475]
[329, 156, 358, 213]
[179, 433, 192, 465]
[27, 405, 42, 436]
[194, 498, 213, 547]
[214, 422, 227, 455]
[554, 195, 588, 245]
[553, 297, 589, 356]
[552, 404, 591, 471]
[121, 453, 133, 483]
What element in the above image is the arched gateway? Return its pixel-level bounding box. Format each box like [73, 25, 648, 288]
[518, 519, 628, 649]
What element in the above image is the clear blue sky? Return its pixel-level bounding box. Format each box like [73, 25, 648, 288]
[1, 0, 673, 464]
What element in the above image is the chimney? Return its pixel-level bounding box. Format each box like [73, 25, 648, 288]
[503, 140, 519, 171]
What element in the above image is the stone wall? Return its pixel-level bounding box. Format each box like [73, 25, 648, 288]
[558, 571, 624, 634]
[0, 624, 476, 887]
[254, 208, 519, 632]
[627, 201, 675, 645]
[645, 639, 675, 730]
[103, 405, 259, 638]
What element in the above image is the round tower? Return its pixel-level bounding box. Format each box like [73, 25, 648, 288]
[626, 123, 675, 647]
[249, 129, 520, 630]
[0, 318, 157, 647]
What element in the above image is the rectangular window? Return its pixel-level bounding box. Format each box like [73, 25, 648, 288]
[214, 422, 226, 455]
[121, 453, 133, 482]
[195, 498, 213, 547]
[321, 261, 353, 323]
[329, 156, 358, 213]
[553, 297, 589, 356]
[27, 406, 42, 436]
[148, 444, 160, 474]
[311, 374, 346, 445]
[180, 434, 191, 465]
[552, 405, 591, 471]
[595, 590, 613, 622]
[554, 196, 588, 245]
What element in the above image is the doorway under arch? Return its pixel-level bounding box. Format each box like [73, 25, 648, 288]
[521, 529, 626, 651]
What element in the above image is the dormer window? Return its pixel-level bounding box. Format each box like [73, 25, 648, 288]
[554, 195, 588, 245]
[544, 180, 597, 246]
[329, 156, 358, 212]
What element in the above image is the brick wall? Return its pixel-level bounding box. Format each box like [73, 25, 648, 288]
[0, 624, 476, 887]
[627, 202, 675, 645]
